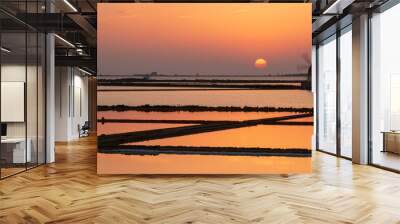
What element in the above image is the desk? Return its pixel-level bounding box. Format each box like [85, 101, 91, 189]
[1, 138, 31, 163]
[382, 131, 400, 154]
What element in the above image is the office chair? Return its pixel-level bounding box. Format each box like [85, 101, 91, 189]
[79, 121, 90, 138]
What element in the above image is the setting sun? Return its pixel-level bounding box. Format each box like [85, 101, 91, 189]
[255, 58, 267, 69]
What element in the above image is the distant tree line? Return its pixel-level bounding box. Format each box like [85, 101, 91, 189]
[97, 104, 314, 113]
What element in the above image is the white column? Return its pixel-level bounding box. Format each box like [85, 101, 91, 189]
[45, 0, 56, 163]
[46, 33, 55, 163]
[352, 14, 369, 164]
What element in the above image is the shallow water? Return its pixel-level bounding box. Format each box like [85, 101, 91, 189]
[97, 123, 194, 135]
[98, 89, 313, 108]
[97, 85, 314, 174]
[97, 153, 311, 174]
[125, 124, 312, 149]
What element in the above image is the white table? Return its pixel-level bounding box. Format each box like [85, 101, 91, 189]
[1, 138, 31, 163]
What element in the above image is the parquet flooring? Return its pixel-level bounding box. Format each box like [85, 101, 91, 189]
[1, 136, 400, 223]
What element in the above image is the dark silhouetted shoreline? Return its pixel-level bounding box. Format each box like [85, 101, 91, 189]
[98, 113, 312, 146]
[97, 104, 314, 113]
[98, 145, 311, 157]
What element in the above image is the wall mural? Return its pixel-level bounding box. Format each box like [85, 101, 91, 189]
[97, 3, 313, 174]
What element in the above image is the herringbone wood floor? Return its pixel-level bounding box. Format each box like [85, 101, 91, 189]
[1, 136, 400, 224]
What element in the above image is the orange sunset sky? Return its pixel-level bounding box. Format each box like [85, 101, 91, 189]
[98, 3, 311, 76]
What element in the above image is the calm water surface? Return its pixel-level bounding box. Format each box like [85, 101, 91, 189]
[98, 153, 311, 174]
[126, 124, 312, 149]
[98, 123, 193, 135]
[98, 89, 313, 108]
[97, 85, 313, 174]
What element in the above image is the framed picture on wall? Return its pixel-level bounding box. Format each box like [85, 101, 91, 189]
[96, 3, 313, 174]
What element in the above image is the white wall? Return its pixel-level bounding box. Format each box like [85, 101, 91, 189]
[1, 65, 26, 127]
[55, 66, 70, 141]
[1, 63, 46, 164]
[77, 71, 89, 139]
[1, 82, 25, 122]
[1, 64, 28, 138]
[55, 67, 89, 141]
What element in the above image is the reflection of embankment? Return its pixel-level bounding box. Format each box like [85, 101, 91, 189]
[98, 78, 305, 84]
[98, 145, 311, 157]
[97, 88, 261, 92]
[97, 105, 314, 113]
[97, 82, 305, 90]
[98, 113, 312, 146]
[98, 118, 313, 126]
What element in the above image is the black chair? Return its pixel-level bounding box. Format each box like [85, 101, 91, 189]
[79, 121, 90, 138]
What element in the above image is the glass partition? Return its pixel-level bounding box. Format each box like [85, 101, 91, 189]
[38, 32, 46, 165]
[339, 27, 352, 158]
[0, 2, 46, 179]
[1, 31, 28, 177]
[370, 3, 400, 171]
[27, 30, 38, 169]
[317, 35, 337, 154]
